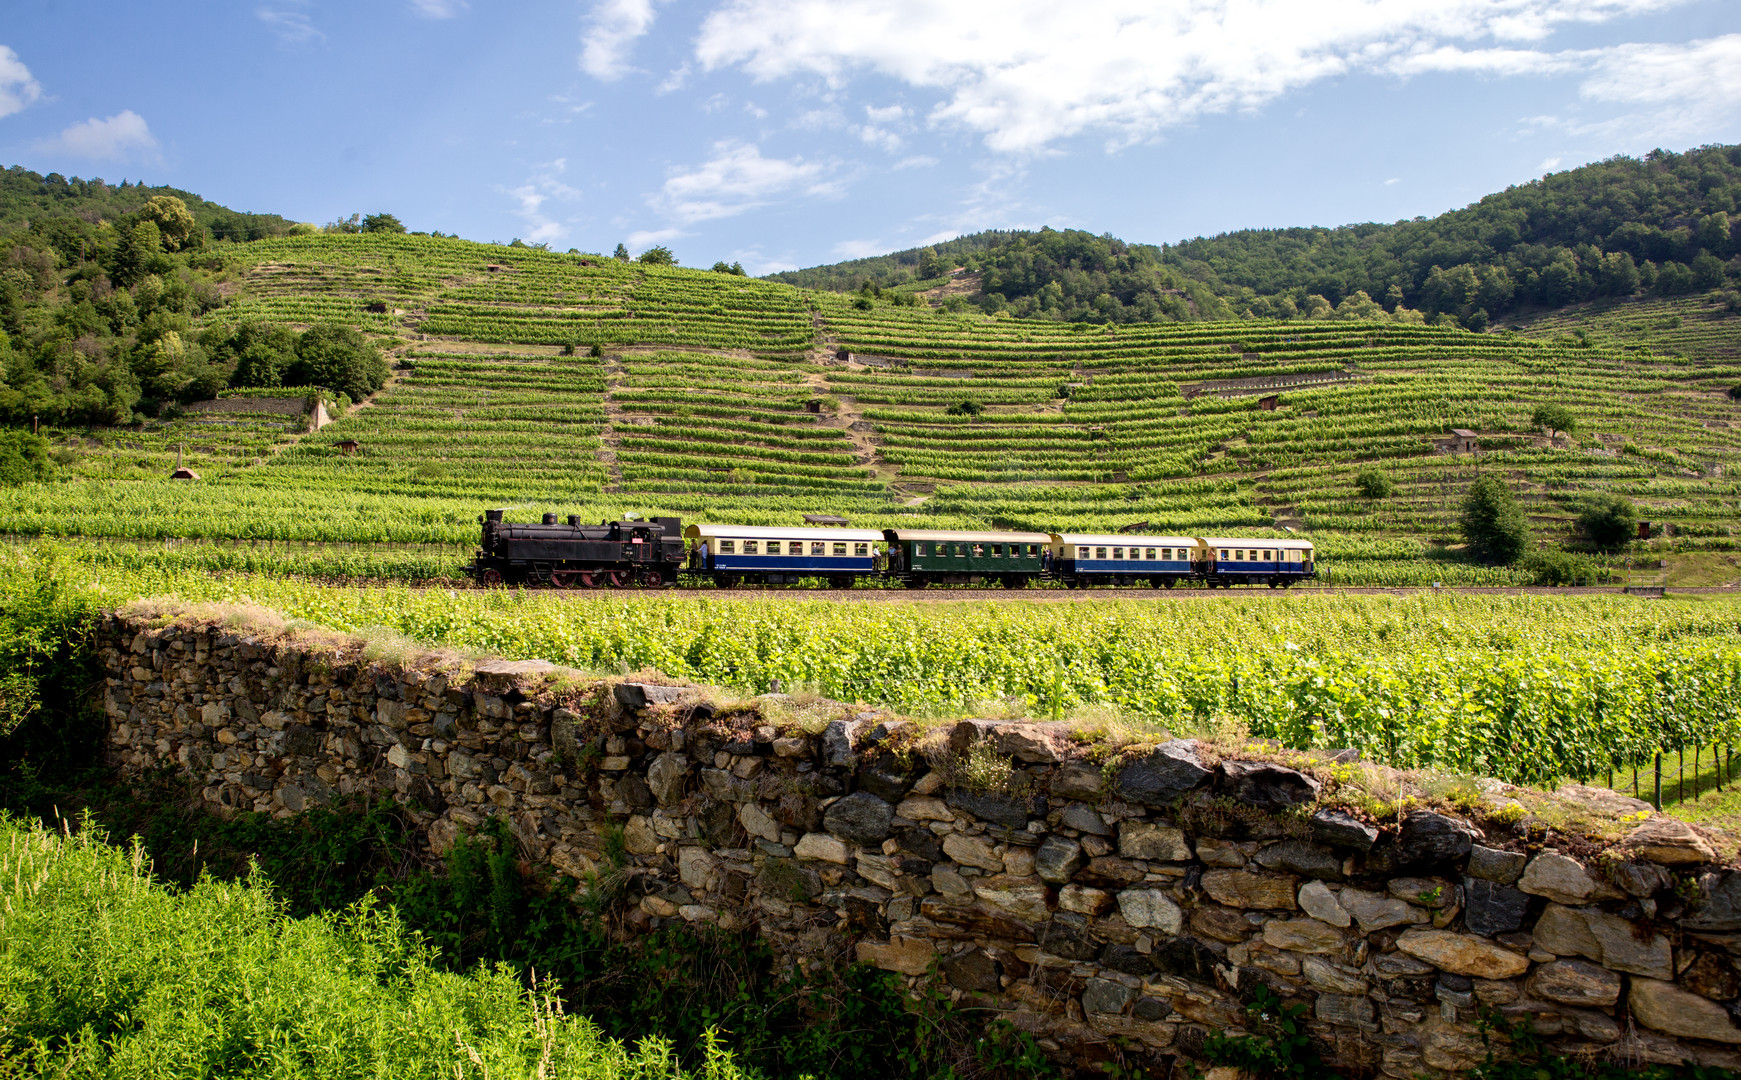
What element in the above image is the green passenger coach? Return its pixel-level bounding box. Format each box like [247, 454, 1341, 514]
[883, 528, 1053, 589]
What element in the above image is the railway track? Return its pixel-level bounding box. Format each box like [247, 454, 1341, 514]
[497, 583, 1735, 602]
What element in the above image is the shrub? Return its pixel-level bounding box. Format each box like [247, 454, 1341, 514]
[1523, 549, 1607, 586]
[289, 324, 389, 401]
[0, 430, 54, 487]
[945, 400, 983, 416]
[1461, 475, 1531, 564]
[637, 246, 677, 267]
[1355, 467, 1395, 499]
[1578, 495, 1638, 552]
[1729, 384, 1741, 402]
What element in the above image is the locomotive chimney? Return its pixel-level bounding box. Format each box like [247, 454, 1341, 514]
[485, 509, 504, 523]
[567, 515, 581, 526]
[542, 512, 558, 525]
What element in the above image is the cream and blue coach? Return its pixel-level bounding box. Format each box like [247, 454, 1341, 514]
[1197, 537, 1316, 588]
[683, 523, 884, 587]
[1051, 533, 1202, 588]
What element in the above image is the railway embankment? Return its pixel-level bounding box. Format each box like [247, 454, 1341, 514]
[99, 602, 1741, 1078]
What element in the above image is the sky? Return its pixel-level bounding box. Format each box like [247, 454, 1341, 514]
[2, 0, 1740, 274]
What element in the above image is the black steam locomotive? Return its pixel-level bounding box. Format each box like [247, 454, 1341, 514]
[467, 509, 685, 587]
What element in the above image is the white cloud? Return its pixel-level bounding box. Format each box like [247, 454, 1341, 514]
[1576, 34, 1741, 143]
[503, 158, 583, 245]
[832, 238, 887, 258]
[1538, 156, 1561, 170]
[651, 140, 838, 224]
[694, 0, 1693, 153]
[1385, 177, 1402, 184]
[581, 0, 658, 81]
[0, 45, 43, 119]
[35, 111, 159, 161]
[409, 0, 467, 16]
[865, 103, 907, 123]
[858, 126, 902, 152]
[627, 227, 684, 248]
[893, 154, 938, 169]
[257, 6, 324, 44]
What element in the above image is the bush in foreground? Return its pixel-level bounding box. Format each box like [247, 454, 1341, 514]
[0, 814, 752, 1080]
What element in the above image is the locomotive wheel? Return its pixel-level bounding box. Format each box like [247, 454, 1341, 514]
[640, 569, 666, 588]
[580, 571, 601, 588]
[904, 576, 927, 590]
[479, 567, 504, 587]
[1002, 575, 1027, 589]
[607, 570, 630, 587]
[551, 570, 580, 589]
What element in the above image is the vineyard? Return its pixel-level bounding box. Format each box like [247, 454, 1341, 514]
[17, 544, 1740, 788]
[7, 233, 1738, 588]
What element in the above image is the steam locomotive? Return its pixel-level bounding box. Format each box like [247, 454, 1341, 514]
[466, 511, 1317, 589]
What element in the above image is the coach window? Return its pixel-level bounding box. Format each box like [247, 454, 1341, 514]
[972, 544, 984, 557]
[854, 543, 869, 557]
[1144, 548, 1155, 560]
[1265, 550, 1274, 562]
[1220, 549, 1229, 560]
[743, 541, 759, 555]
[807, 542, 821, 556]
[1111, 547, 1122, 560]
[1093, 547, 1106, 560]
[766, 541, 781, 555]
[718, 540, 735, 555]
[1028, 544, 1038, 557]
[1290, 550, 1302, 563]
[991, 544, 1003, 557]
[833, 542, 847, 556]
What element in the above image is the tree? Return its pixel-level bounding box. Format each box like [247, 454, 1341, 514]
[636, 246, 676, 266]
[1578, 495, 1637, 552]
[709, 260, 746, 275]
[944, 400, 982, 416]
[612, 244, 630, 261]
[139, 195, 199, 251]
[108, 220, 166, 288]
[288, 324, 388, 400]
[1355, 468, 1395, 499]
[207, 321, 299, 389]
[361, 213, 407, 234]
[1530, 403, 1576, 438]
[1461, 475, 1531, 564]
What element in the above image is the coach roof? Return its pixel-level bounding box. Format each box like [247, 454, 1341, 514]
[1054, 533, 1199, 548]
[686, 523, 884, 542]
[884, 528, 1053, 544]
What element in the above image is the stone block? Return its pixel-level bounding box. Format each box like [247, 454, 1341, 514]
[738, 801, 782, 843]
[1518, 852, 1603, 905]
[1395, 810, 1478, 869]
[1622, 817, 1718, 866]
[945, 789, 1030, 828]
[1629, 978, 1741, 1044]
[824, 791, 894, 844]
[646, 751, 688, 806]
[1532, 902, 1673, 979]
[822, 718, 861, 768]
[993, 721, 1074, 763]
[1114, 740, 1211, 805]
[1263, 918, 1345, 953]
[1255, 839, 1343, 880]
[1395, 929, 1528, 979]
[1117, 821, 1190, 861]
[1463, 877, 1529, 937]
[940, 948, 1001, 992]
[1217, 759, 1321, 810]
[856, 936, 935, 976]
[895, 795, 953, 822]
[1034, 835, 1084, 883]
[613, 682, 682, 709]
[1117, 887, 1182, 933]
[1302, 956, 1368, 994]
[1315, 993, 1376, 1029]
[1466, 844, 1527, 885]
[1059, 884, 1114, 916]
[1049, 762, 1104, 800]
[1527, 959, 1619, 1008]
[1082, 977, 1135, 1015]
[943, 832, 1005, 872]
[794, 832, 848, 863]
[973, 874, 1050, 922]
[1190, 905, 1253, 943]
[1339, 886, 1425, 933]
[1298, 880, 1351, 927]
[1310, 809, 1377, 853]
[1058, 802, 1111, 836]
[1201, 868, 1299, 910]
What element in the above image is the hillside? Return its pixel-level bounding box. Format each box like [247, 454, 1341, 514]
[1, 165, 293, 242]
[0, 232, 1734, 587]
[773, 145, 1741, 342]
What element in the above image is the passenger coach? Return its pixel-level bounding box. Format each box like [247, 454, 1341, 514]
[883, 528, 1052, 589]
[1050, 534, 1201, 588]
[684, 523, 884, 588]
[1199, 537, 1316, 588]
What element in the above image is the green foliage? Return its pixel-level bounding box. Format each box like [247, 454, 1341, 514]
[0, 546, 101, 743]
[0, 814, 759, 1080]
[1354, 467, 1394, 499]
[289, 322, 389, 400]
[613, 243, 630, 261]
[0, 430, 52, 487]
[361, 212, 406, 234]
[1577, 494, 1637, 552]
[1469, 1008, 1735, 1080]
[1521, 548, 1607, 586]
[1203, 984, 1333, 1079]
[709, 260, 746, 276]
[138, 195, 199, 251]
[1531, 402, 1577, 436]
[1461, 475, 1531, 565]
[637, 246, 677, 267]
[944, 399, 982, 416]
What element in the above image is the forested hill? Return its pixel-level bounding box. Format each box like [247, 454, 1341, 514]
[0, 166, 293, 243]
[771, 144, 1741, 328]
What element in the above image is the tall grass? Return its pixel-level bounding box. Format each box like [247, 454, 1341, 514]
[0, 813, 753, 1080]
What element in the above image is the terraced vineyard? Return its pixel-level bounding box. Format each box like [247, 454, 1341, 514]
[11, 234, 1741, 583]
[1511, 293, 1741, 361]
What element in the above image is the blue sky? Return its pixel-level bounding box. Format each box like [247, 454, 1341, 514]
[2, 0, 1739, 273]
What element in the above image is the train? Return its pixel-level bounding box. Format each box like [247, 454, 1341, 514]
[467, 510, 1316, 589]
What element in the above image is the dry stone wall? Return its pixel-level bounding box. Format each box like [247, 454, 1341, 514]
[98, 611, 1741, 1077]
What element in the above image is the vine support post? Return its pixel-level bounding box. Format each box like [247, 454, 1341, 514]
[1654, 752, 1662, 811]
